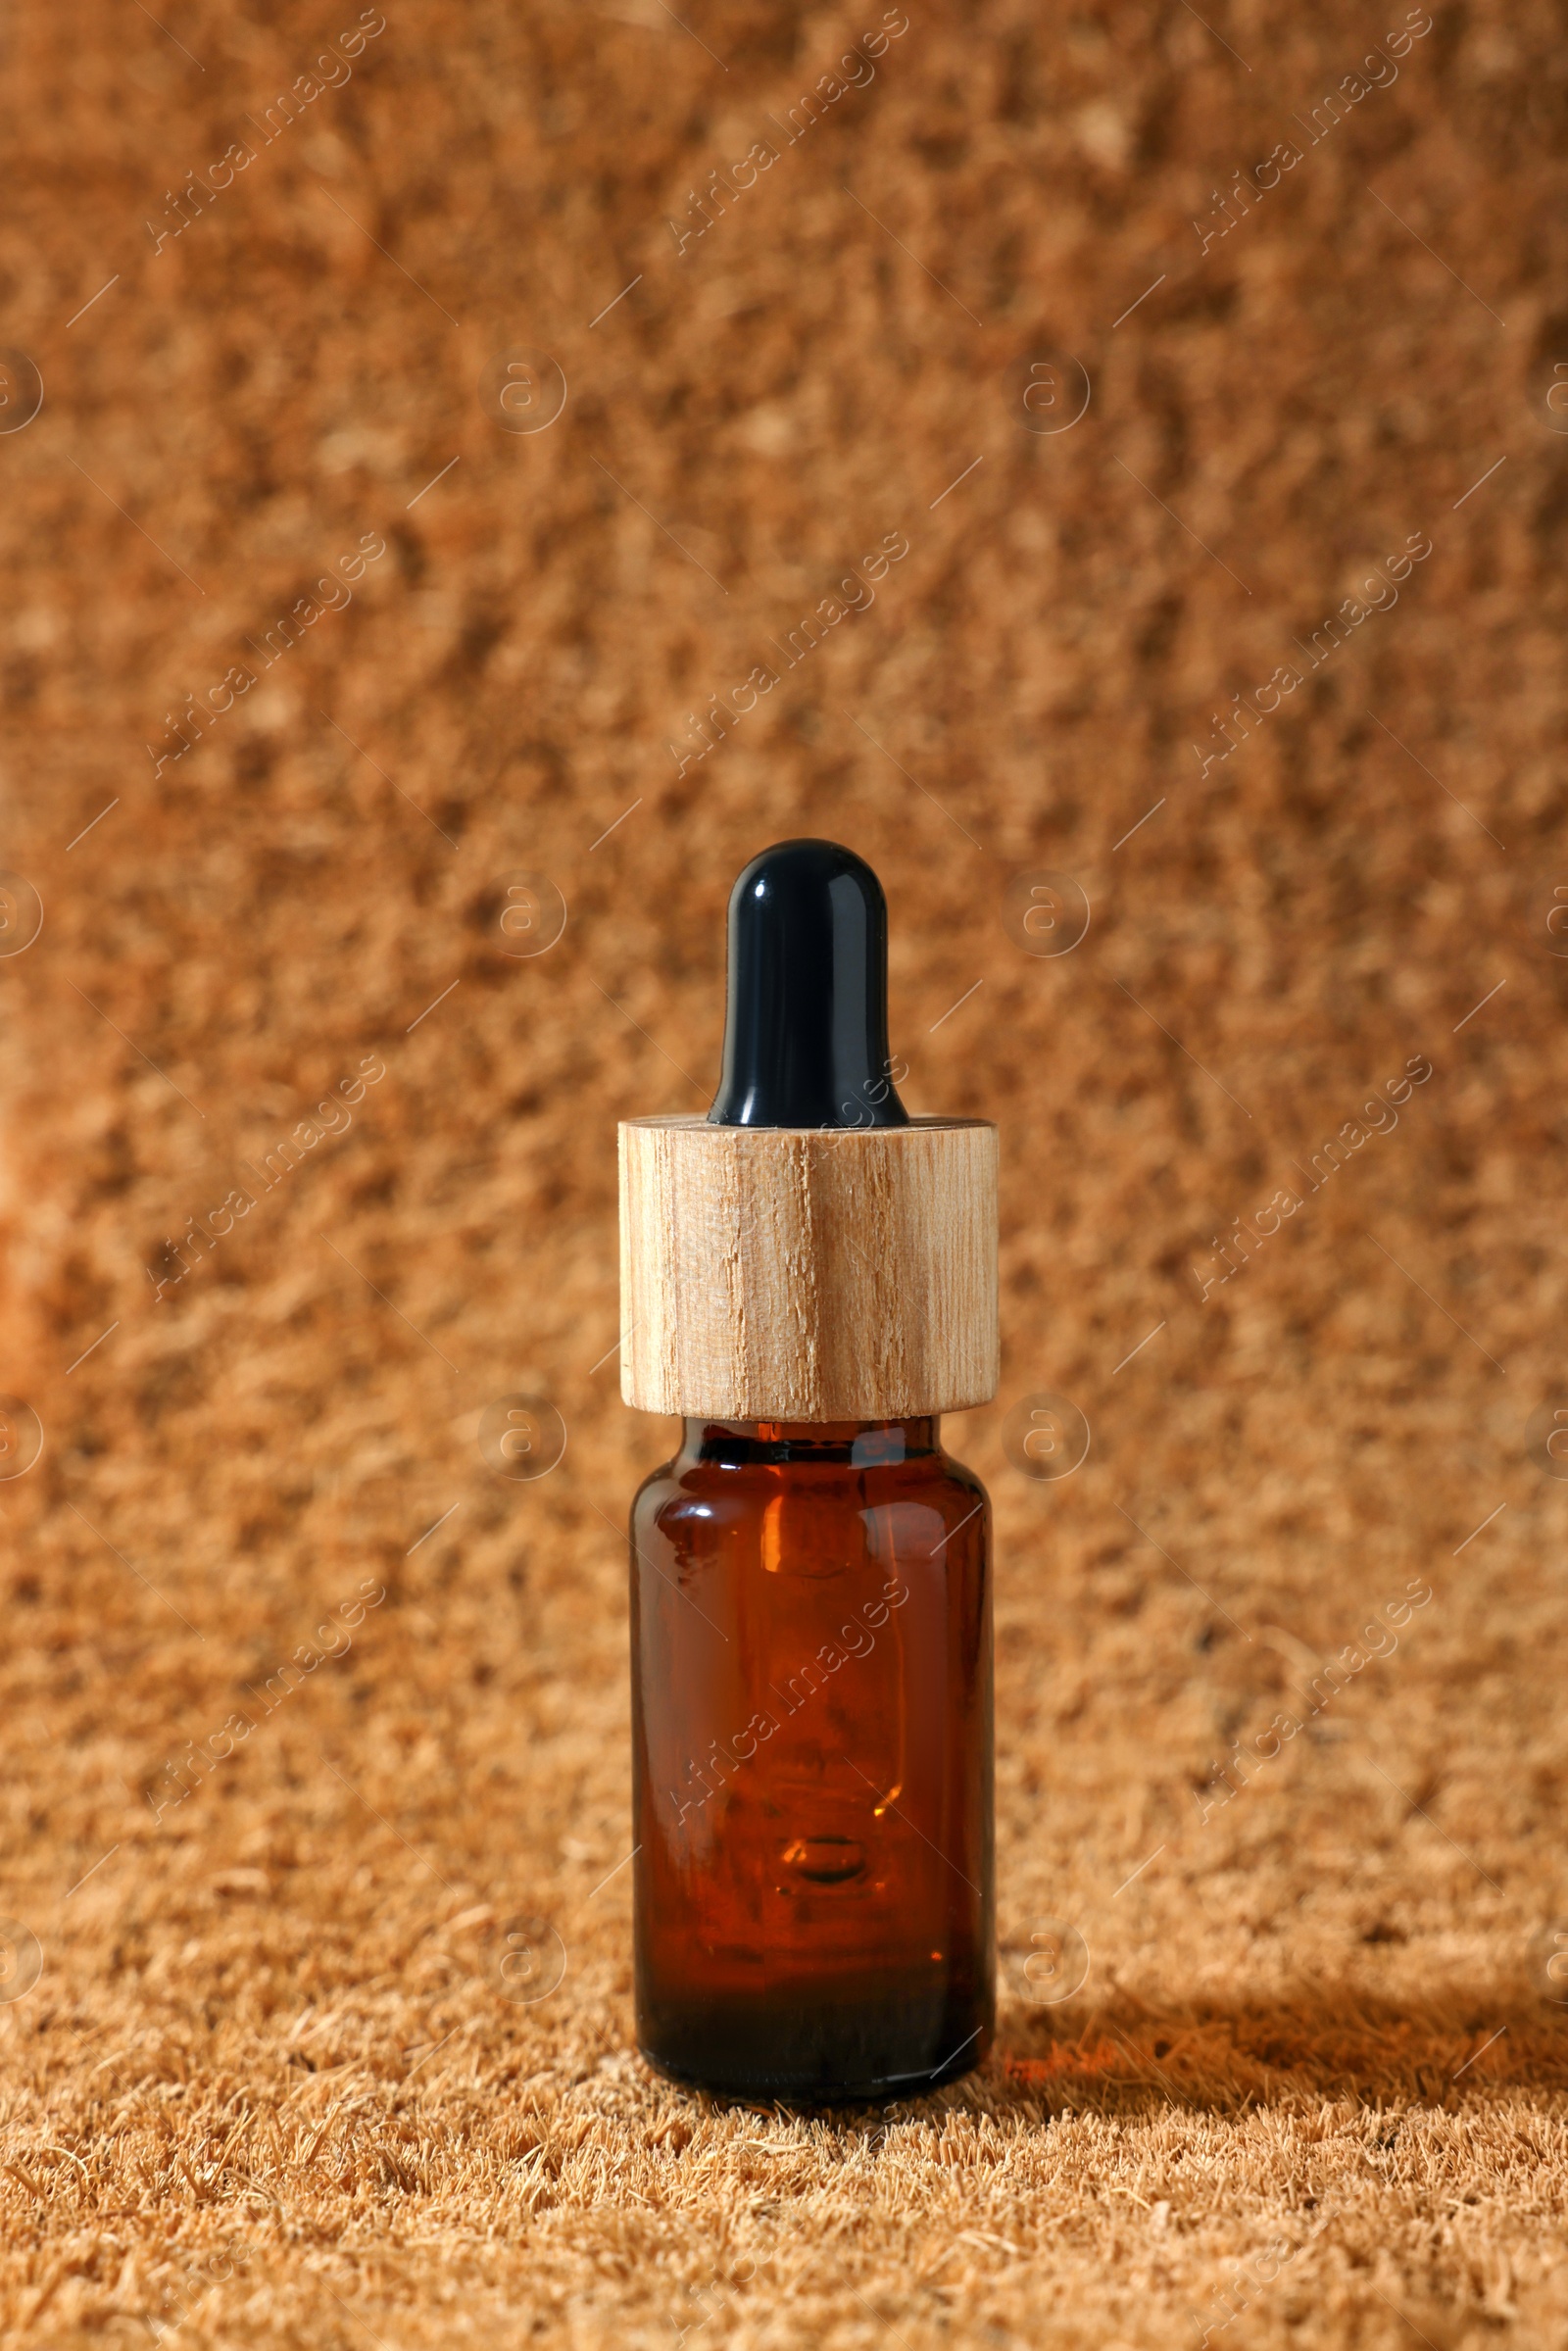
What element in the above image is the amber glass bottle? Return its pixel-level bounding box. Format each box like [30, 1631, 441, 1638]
[630, 1414, 993, 2098]
[619, 840, 999, 2100]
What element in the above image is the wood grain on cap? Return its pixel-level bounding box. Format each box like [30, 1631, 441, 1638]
[618, 1116, 998, 1420]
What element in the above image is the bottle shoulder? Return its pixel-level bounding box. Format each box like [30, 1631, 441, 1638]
[932, 1445, 987, 1499]
[630, 1445, 988, 1533]
[629, 1456, 685, 1524]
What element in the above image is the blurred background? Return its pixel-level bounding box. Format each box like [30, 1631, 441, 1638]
[3, 0, 1568, 2342]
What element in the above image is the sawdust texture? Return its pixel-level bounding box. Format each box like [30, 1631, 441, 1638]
[2, 0, 1568, 2341]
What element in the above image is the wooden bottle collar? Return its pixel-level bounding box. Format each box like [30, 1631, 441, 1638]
[618, 1115, 999, 1422]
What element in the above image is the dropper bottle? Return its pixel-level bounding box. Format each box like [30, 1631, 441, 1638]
[618, 839, 998, 2099]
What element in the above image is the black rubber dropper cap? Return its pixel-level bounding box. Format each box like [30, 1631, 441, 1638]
[708, 840, 909, 1129]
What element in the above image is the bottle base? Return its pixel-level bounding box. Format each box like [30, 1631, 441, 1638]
[636, 1980, 992, 2103]
[638, 2035, 989, 2105]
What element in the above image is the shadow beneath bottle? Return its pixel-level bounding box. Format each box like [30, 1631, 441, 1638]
[695, 1987, 1568, 2128]
[950, 1985, 1568, 2122]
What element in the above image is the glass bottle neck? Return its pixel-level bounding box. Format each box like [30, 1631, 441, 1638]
[682, 1417, 939, 1468]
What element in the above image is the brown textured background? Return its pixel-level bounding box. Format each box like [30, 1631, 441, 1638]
[3, 0, 1568, 2341]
